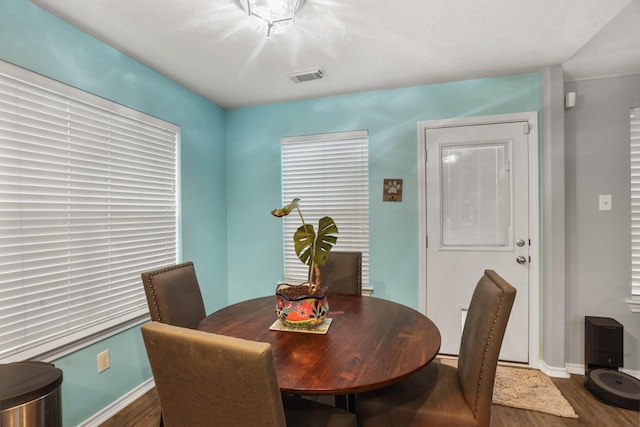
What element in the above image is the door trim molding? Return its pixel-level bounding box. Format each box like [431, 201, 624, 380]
[417, 112, 540, 369]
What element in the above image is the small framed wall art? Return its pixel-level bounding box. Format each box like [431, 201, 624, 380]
[383, 179, 403, 202]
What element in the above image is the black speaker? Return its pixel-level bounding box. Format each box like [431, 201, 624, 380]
[585, 316, 623, 370]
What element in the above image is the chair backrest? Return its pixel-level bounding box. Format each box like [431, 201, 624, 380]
[317, 251, 362, 295]
[141, 321, 287, 427]
[457, 269, 516, 427]
[140, 262, 206, 329]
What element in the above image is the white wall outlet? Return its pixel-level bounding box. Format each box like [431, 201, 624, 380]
[97, 349, 110, 373]
[599, 194, 612, 211]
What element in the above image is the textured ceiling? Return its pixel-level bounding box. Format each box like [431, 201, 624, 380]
[30, 0, 640, 109]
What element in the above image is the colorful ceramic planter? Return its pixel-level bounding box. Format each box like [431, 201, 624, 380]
[275, 283, 328, 329]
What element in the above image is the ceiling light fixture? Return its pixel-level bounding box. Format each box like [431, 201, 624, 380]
[241, 0, 305, 38]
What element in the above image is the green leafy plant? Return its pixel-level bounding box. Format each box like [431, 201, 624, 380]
[272, 198, 338, 294]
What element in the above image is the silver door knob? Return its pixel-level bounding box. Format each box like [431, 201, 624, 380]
[516, 239, 526, 247]
[516, 256, 527, 264]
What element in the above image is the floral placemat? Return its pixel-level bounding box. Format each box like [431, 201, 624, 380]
[269, 318, 332, 334]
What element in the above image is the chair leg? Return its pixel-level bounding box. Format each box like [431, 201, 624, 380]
[335, 395, 348, 411]
[335, 393, 356, 412]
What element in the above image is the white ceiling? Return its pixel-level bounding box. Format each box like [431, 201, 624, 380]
[30, 0, 640, 109]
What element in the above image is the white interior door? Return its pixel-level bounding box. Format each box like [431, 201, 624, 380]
[425, 121, 530, 363]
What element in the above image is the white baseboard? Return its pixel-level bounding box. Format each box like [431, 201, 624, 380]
[564, 362, 640, 380]
[539, 360, 570, 378]
[621, 367, 640, 380]
[78, 378, 155, 427]
[565, 362, 586, 376]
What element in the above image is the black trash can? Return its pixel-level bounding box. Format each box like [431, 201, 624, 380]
[0, 361, 63, 427]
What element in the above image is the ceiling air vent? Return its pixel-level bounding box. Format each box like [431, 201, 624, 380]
[289, 67, 326, 83]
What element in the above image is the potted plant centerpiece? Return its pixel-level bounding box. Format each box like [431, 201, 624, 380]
[271, 198, 338, 329]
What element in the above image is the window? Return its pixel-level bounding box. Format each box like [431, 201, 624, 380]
[630, 106, 640, 312]
[0, 60, 179, 362]
[280, 130, 369, 288]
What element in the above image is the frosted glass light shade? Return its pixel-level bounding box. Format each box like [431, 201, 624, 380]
[242, 0, 304, 37]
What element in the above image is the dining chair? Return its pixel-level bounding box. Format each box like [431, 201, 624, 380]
[313, 251, 362, 411]
[318, 251, 362, 295]
[355, 269, 516, 427]
[140, 261, 206, 329]
[141, 321, 357, 427]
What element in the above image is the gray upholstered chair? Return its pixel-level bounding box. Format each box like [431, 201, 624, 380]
[140, 262, 206, 329]
[317, 251, 362, 295]
[141, 321, 357, 427]
[355, 269, 516, 427]
[313, 251, 362, 411]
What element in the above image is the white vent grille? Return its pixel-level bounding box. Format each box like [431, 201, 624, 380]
[289, 67, 326, 83]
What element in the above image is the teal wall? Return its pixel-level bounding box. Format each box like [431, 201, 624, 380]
[0, 1, 228, 425]
[226, 76, 541, 306]
[2, 0, 542, 425]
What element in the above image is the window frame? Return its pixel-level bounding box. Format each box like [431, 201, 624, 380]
[0, 60, 181, 362]
[280, 130, 370, 291]
[629, 106, 640, 312]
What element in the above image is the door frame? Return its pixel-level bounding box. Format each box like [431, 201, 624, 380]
[417, 112, 540, 369]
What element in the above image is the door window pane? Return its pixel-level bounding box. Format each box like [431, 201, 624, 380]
[440, 142, 510, 248]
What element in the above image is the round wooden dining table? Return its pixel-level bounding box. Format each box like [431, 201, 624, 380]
[197, 293, 441, 396]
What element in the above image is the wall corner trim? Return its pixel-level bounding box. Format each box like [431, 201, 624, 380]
[540, 360, 571, 378]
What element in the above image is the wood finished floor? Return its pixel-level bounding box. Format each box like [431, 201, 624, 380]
[100, 374, 639, 427]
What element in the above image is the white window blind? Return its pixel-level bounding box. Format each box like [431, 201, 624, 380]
[0, 60, 179, 362]
[630, 107, 640, 298]
[281, 130, 369, 287]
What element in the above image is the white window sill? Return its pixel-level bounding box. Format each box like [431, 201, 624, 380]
[1, 314, 149, 363]
[626, 298, 640, 313]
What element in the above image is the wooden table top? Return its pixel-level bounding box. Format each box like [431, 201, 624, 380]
[197, 294, 441, 395]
